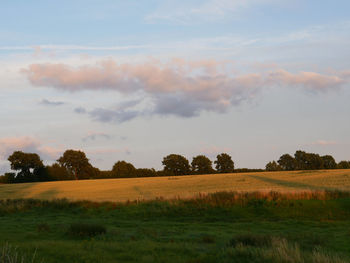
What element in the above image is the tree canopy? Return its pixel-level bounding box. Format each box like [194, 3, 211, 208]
[112, 161, 136, 178]
[214, 153, 234, 173]
[57, 150, 92, 180]
[265, 161, 282, 171]
[7, 151, 44, 182]
[162, 154, 190, 176]
[191, 155, 214, 174]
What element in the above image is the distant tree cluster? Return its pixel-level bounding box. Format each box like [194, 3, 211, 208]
[0, 150, 235, 184]
[266, 150, 350, 171]
[1, 148, 348, 184]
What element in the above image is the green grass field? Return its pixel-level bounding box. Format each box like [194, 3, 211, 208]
[1, 169, 350, 202]
[1, 170, 350, 262]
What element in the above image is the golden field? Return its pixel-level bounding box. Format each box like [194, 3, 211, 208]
[1, 169, 350, 202]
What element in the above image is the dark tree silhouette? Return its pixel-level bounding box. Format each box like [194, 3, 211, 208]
[112, 161, 136, 178]
[191, 155, 214, 174]
[8, 151, 44, 182]
[57, 150, 91, 180]
[162, 154, 190, 176]
[214, 153, 234, 173]
[265, 161, 282, 171]
[278, 154, 297, 171]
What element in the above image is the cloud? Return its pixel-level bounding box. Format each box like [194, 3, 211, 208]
[199, 144, 232, 157]
[86, 148, 131, 155]
[22, 59, 349, 123]
[268, 70, 345, 92]
[82, 132, 111, 142]
[146, 0, 282, 24]
[74, 107, 87, 114]
[39, 99, 65, 106]
[0, 137, 62, 162]
[311, 140, 338, 146]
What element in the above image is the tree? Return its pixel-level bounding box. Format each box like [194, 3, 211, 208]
[8, 151, 44, 182]
[294, 150, 308, 170]
[47, 163, 72, 181]
[278, 154, 297, 171]
[191, 155, 214, 174]
[112, 161, 136, 178]
[265, 161, 282, 171]
[321, 155, 337, 169]
[57, 150, 91, 180]
[214, 153, 234, 173]
[337, 161, 350, 169]
[162, 154, 190, 176]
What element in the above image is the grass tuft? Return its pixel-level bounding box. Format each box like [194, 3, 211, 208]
[0, 243, 39, 263]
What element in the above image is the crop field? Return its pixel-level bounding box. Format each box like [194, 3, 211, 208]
[1, 169, 350, 202]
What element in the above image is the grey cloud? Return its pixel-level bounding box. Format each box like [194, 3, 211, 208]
[39, 99, 65, 106]
[90, 108, 140, 123]
[74, 107, 87, 114]
[82, 132, 111, 142]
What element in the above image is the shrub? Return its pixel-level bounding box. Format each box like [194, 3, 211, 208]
[67, 223, 106, 238]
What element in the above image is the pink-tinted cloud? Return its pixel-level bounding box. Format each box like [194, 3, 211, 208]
[0, 137, 62, 161]
[22, 59, 349, 121]
[311, 140, 338, 146]
[269, 69, 345, 92]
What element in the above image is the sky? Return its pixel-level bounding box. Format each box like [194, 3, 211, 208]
[0, 0, 350, 173]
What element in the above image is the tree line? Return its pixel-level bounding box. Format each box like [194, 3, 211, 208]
[1, 149, 349, 184]
[266, 150, 350, 171]
[0, 150, 235, 184]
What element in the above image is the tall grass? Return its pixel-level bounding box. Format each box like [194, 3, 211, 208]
[1, 190, 350, 213]
[222, 237, 348, 263]
[0, 243, 39, 263]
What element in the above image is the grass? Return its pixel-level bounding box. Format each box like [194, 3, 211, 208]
[0, 192, 350, 262]
[1, 169, 350, 202]
[1, 171, 350, 262]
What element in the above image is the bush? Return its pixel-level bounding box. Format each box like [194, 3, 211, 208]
[67, 223, 106, 238]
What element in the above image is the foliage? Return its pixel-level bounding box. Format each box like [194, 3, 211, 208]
[337, 161, 350, 169]
[46, 163, 73, 181]
[57, 150, 92, 180]
[278, 154, 297, 171]
[214, 153, 234, 173]
[7, 151, 44, 183]
[112, 161, 136, 178]
[191, 155, 214, 174]
[265, 161, 282, 171]
[162, 154, 190, 175]
[135, 168, 157, 177]
[322, 155, 337, 169]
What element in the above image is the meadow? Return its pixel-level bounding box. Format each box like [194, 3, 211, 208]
[1, 170, 350, 262]
[1, 169, 350, 202]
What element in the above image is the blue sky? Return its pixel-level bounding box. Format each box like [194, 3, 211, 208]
[0, 0, 349, 173]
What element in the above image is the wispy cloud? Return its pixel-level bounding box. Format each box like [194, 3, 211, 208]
[82, 132, 111, 142]
[0, 44, 151, 51]
[146, 0, 284, 24]
[311, 140, 338, 146]
[39, 99, 65, 106]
